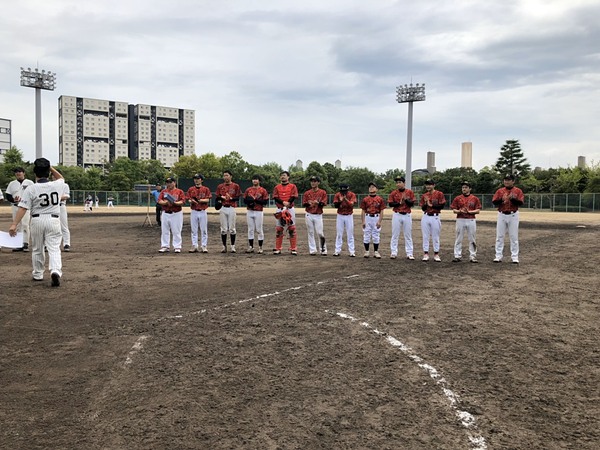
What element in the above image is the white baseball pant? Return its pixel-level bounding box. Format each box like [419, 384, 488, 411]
[219, 207, 237, 235]
[161, 211, 183, 250]
[335, 214, 355, 254]
[454, 218, 477, 259]
[363, 214, 381, 244]
[421, 214, 441, 253]
[59, 203, 70, 247]
[12, 204, 30, 245]
[495, 211, 519, 261]
[390, 212, 413, 257]
[30, 214, 62, 280]
[246, 210, 264, 241]
[190, 210, 208, 248]
[305, 213, 326, 253]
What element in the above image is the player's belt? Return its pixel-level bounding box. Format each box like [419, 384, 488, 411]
[221, 205, 232, 208]
[395, 211, 408, 215]
[426, 213, 439, 216]
[501, 211, 516, 215]
[163, 211, 173, 214]
[32, 214, 59, 218]
[367, 214, 379, 217]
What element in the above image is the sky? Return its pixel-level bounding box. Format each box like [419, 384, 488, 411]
[2, 0, 599, 174]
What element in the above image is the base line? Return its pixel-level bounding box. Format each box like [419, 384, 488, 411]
[327, 310, 488, 450]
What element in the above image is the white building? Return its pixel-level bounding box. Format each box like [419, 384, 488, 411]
[0, 118, 11, 163]
[461, 142, 473, 168]
[59, 96, 194, 168]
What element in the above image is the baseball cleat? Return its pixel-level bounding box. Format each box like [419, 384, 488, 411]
[321, 251, 327, 256]
[512, 259, 519, 264]
[349, 253, 356, 257]
[374, 251, 382, 259]
[51, 273, 60, 287]
[201, 246, 208, 253]
[407, 255, 415, 260]
[390, 254, 397, 259]
[189, 247, 199, 253]
[291, 250, 298, 255]
[221, 246, 227, 253]
[310, 252, 317, 256]
[273, 249, 281, 255]
[333, 253, 340, 257]
[246, 247, 254, 253]
[363, 251, 370, 258]
[452, 257, 461, 262]
[433, 254, 442, 262]
[257, 248, 263, 254]
[174, 248, 181, 253]
[493, 258, 502, 263]
[158, 247, 169, 253]
[470, 258, 479, 263]
[64, 245, 71, 252]
[422, 254, 429, 261]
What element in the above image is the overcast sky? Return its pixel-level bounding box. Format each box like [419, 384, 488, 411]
[2, 0, 599, 173]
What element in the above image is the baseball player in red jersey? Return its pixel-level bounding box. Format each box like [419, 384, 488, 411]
[157, 177, 186, 253]
[419, 179, 446, 261]
[388, 176, 416, 260]
[360, 182, 386, 258]
[332, 183, 356, 257]
[303, 175, 328, 256]
[450, 181, 482, 263]
[9, 159, 64, 287]
[492, 174, 525, 263]
[187, 173, 212, 253]
[244, 175, 269, 254]
[215, 170, 242, 253]
[272, 170, 299, 255]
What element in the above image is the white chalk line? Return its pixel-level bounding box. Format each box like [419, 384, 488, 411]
[123, 335, 149, 367]
[327, 311, 488, 450]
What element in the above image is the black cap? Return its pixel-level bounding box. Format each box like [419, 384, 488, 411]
[424, 179, 435, 185]
[166, 177, 175, 183]
[193, 173, 204, 180]
[339, 183, 349, 190]
[461, 181, 471, 187]
[394, 176, 405, 182]
[309, 176, 321, 182]
[14, 166, 26, 173]
[504, 174, 515, 181]
[368, 182, 378, 188]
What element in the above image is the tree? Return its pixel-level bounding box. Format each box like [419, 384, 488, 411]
[494, 139, 531, 177]
[0, 146, 29, 187]
[339, 167, 377, 194]
[140, 159, 168, 186]
[256, 162, 284, 192]
[220, 151, 252, 179]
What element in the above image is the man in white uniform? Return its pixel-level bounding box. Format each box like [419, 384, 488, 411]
[59, 182, 72, 251]
[6, 167, 34, 252]
[9, 159, 65, 287]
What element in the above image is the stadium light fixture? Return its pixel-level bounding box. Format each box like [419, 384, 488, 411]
[396, 83, 426, 189]
[20, 67, 57, 159]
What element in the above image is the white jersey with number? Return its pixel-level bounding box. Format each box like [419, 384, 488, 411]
[18, 178, 65, 215]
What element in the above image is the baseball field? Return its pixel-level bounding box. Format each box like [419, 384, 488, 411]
[1, 207, 599, 449]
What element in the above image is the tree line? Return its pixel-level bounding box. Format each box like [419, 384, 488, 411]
[1, 140, 599, 196]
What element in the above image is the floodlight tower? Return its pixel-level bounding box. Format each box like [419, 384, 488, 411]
[396, 83, 426, 189]
[20, 67, 56, 159]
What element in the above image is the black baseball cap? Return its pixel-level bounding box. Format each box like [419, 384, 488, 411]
[424, 179, 435, 185]
[193, 173, 204, 180]
[368, 182, 378, 188]
[394, 176, 406, 182]
[309, 176, 321, 182]
[504, 174, 515, 181]
[166, 177, 175, 183]
[461, 181, 471, 187]
[339, 183, 349, 190]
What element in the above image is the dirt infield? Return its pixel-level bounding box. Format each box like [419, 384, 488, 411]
[1, 209, 599, 449]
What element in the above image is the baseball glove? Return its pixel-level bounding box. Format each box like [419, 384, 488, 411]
[215, 199, 223, 210]
[281, 209, 293, 225]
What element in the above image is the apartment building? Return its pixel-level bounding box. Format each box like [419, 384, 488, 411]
[59, 95, 194, 168]
[0, 118, 11, 163]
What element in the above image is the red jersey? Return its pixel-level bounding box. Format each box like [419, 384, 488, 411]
[420, 190, 446, 214]
[215, 182, 241, 207]
[360, 195, 386, 214]
[450, 194, 482, 219]
[273, 183, 298, 208]
[388, 188, 416, 213]
[302, 188, 328, 214]
[333, 191, 356, 215]
[492, 186, 524, 213]
[244, 186, 269, 211]
[186, 185, 212, 211]
[158, 188, 186, 213]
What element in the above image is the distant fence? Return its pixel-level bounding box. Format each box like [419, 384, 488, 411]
[69, 191, 600, 213]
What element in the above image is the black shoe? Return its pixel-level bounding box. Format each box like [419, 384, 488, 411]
[12, 247, 24, 252]
[452, 257, 461, 262]
[51, 273, 61, 287]
[64, 245, 71, 252]
[22, 243, 29, 252]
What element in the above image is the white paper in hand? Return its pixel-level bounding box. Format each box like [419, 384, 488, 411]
[0, 231, 24, 248]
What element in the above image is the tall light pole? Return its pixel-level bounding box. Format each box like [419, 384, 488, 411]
[20, 67, 56, 159]
[396, 83, 426, 189]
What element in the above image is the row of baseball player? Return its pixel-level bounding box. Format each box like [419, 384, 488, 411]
[153, 170, 524, 263]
